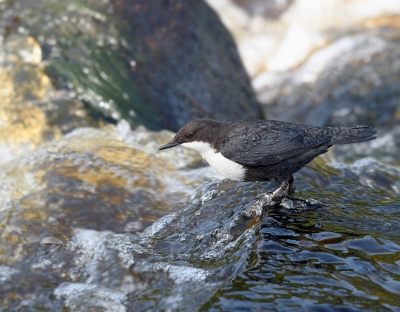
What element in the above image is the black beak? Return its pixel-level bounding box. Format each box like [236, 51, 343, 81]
[159, 140, 178, 150]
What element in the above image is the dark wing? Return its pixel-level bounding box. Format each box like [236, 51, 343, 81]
[220, 125, 331, 166]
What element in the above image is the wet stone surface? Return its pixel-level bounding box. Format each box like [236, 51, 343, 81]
[1, 139, 400, 311]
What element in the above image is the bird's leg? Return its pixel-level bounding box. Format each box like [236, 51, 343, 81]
[287, 175, 294, 195]
[272, 180, 289, 199]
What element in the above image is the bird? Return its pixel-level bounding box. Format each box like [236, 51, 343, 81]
[159, 119, 377, 199]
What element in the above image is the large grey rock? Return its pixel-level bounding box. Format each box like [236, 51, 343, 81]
[255, 34, 400, 128]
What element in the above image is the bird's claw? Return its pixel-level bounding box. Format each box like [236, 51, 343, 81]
[271, 190, 286, 201]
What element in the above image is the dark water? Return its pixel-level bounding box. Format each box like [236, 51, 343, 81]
[202, 159, 400, 312]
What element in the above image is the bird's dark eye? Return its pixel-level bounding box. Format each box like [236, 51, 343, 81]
[187, 132, 195, 138]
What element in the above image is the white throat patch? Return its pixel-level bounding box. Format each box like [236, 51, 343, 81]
[181, 141, 245, 181]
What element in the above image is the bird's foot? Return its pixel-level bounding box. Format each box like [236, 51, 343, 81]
[271, 189, 286, 201]
[272, 175, 296, 200]
[271, 180, 290, 200]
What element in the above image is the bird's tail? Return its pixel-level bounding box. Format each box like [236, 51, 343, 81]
[327, 125, 377, 144]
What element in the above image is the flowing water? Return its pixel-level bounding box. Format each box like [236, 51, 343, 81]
[1, 135, 399, 311]
[202, 160, 400, 311]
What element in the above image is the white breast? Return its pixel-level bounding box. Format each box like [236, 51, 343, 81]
[181, 141, 246, 181]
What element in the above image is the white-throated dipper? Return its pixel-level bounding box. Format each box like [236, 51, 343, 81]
[159, 119, 377, 198]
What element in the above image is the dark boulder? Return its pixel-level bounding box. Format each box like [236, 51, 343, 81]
[111, 0, 262, 131]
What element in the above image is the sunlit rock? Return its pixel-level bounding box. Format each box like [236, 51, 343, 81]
[0, 126, 176, 207]
[0, 35, 96, 164]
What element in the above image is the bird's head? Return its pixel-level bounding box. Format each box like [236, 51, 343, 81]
[159, 119, 220, 151]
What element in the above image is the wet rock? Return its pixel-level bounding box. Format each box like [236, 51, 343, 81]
[0, 159, 323, 310]
[205, 158, 400, 311]
[0, 0, 262, 132]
